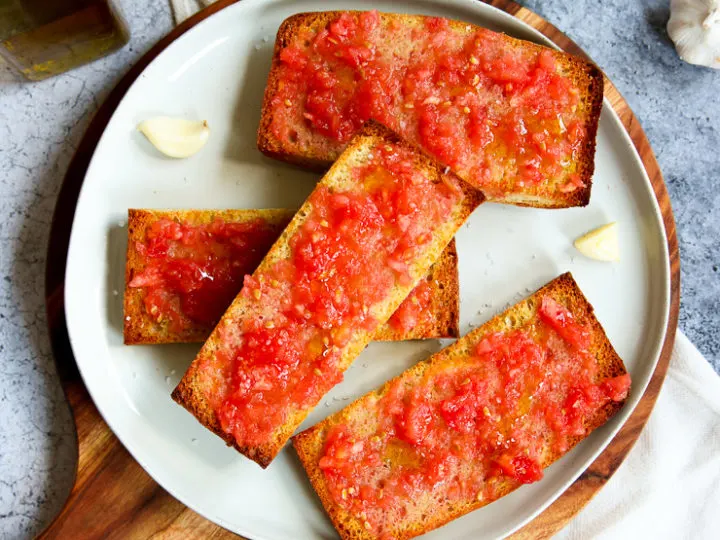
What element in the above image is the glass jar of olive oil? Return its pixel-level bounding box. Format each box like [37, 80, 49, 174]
[0, 1, 129, 81]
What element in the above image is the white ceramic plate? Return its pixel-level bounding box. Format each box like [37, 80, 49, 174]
[64, 1, 670, 538]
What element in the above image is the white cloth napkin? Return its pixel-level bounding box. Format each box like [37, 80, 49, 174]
[167, 6, 720, 539]
[557, 331, 720, 540]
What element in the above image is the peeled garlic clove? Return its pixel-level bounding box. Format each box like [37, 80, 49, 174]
[138, 117, 210, 158]
[574, 222, 620, 262]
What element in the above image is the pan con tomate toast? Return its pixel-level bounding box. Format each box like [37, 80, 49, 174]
[293, 273, 631, 540]
[172, 122, 484, 467]
[258, 11, 603, 208]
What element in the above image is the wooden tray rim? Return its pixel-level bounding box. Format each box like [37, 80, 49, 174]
[42, 1, 680, 538]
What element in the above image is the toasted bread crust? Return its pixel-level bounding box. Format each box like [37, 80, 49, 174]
[173, 122, 484, 468]
[124, 210, 459, 345]
[292, 272, 629, 539]
[258, 11, 604, 209]
[374, 238, 459, 341]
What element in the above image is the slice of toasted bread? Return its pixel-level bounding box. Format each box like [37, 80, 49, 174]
[292, 272, 630, 540]
[258, 11, 603, 208]
[124, 209, 459, 345]
[172, 122, 484, 468]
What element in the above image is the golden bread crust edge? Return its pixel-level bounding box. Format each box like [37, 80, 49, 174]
[292, 272, 629, 539]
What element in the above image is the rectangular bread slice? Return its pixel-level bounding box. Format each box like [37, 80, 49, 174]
[172, 121, 484, 467]
[292, 272, 631, 540]
[124, 209, 460, 345]
[258, 11, 603, 208]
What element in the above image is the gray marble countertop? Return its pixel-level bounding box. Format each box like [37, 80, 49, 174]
[0, 0, 718, 538]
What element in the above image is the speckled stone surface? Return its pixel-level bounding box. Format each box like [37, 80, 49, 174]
[0, 0, 717, 538]
[0, 2, 173, 538]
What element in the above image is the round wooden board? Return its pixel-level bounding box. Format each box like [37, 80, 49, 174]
[41, 1, 680, 538]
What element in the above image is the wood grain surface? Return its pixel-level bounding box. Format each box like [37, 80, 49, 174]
[40, 0, 680, 538]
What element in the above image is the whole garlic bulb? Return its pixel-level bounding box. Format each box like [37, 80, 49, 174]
[668, 0, 720, 69]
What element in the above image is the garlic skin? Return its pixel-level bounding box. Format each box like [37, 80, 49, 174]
[137, 117, 210, 158]
[668, 0, 720, 69]
[574, 222, 620, 262]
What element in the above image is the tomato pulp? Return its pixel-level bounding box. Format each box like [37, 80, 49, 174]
[317, 295, 630, 534]
[271, 11, 587, 196]
[206, 143, 464, 447]
[129, 217, 283, 332]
